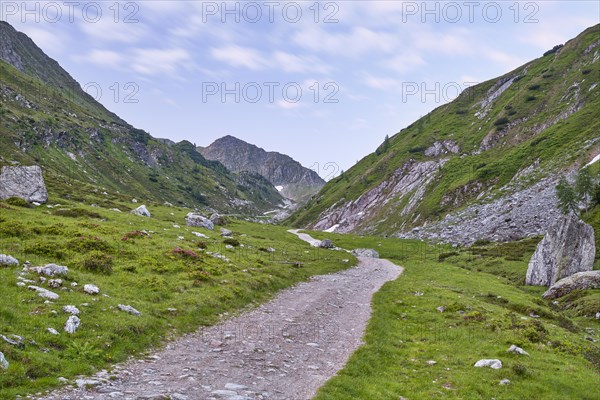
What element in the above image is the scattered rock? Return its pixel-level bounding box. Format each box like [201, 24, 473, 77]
[192, 231, 210, 238]
[596, 312, 600, 320]
[131, 205, 151, 217]
[0, 165, 48, 203]
[28, 285, 59, 300]
[30, 263, 69, 276]
[65, 316, 81, 334]
[220, 228, 233, 237]
[436, 306, 446, 313]
[507, 345, 529, 356]
[47, 328, 59, 335]
[1, 334, 23, 347]
[62, 305, 80, 315]
[474, 359, 502, 369]
[48, 279, 63, 288]
[500, 379, 511, 385]
[76, 379, 101, 388]
[351, 248, 379, 258]
[0, 352, 8, 369]
[0, 254, 19, 266]
[426, 360, 437, 365]
[319, 239, 334, 248]
[526, 213, 595, 286]
[118, 304, 142, 316]
[424, 140, 460, 157]
[225, 383, 248, 391]
[542, 271, 600, 299]
[83, 284, 100, 295]
[185, 213, 214, 230]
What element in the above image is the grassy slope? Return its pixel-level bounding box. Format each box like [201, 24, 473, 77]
[0, 194, 355, 399]
[305, 231, 599, 400]
[289, 24, 600, 233]
[0, 59, 283, 213]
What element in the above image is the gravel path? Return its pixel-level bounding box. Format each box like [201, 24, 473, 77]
[37, 232, 402, 400]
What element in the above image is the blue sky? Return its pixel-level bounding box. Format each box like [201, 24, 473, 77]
[2, 1, 598, 179]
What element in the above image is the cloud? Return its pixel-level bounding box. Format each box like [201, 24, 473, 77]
[292, 26, 399, 57]
[273, 52, 332, 74]
[211, 45, 267, 70]
[83, 49, 124, 69]
[131, 48, 193, 75]
[79, 18, 147, 43]
[363, 75, 401, 91]
[385, 53, 426, 73]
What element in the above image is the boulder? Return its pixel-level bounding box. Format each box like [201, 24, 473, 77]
[83, 284, 100, 295]
[30, 263, 68, 276]
[118, 304, 142, 316]
[63, 305, 80, 315]
[28, 285, 59, 300]
[542, 271, 600, 299]
[351, 248, 379, 258]
[65, 316, 80, 334]
[474, 359, 502, 369]
[0, 165, 48, 203]
[48, 279, 63, 288]
[319, 239, 334, 249]
[131, 205, 151, 217]
[210, 213, 227, 226]
[525, 213, 595, 286]
[185, 213, 214, 230]
[0, 352, 8, 369]
[0, 254, 19, 266]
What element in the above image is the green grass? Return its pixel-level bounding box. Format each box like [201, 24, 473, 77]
[0, 197, 356, 399]
[305, 231, 600, 400]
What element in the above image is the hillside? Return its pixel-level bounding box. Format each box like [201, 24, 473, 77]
[0, 21, 284, 213]
[199, 135, 325, 202]
[288, 24, 600, 244]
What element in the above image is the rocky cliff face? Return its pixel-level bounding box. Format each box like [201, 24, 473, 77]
[199, 135, 325, 202]
[526, 213, 596, 286]
[289, 24, 600, 244]
[0, 165, 48, 203]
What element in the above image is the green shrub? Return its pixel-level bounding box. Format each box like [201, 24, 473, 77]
[528, 84, 541, 90]
[223, 238, 240, 247]
[82, 251, 113, 274]
[494, 117, 509, 126]
[54, 208, 102, 219]
[525, 95, 536, 102]
[512, 362, 528, 376]
[438, 251, 459, 261]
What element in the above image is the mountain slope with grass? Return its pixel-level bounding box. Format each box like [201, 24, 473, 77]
[199, 135, 325, 202]
[0, 21, 283, 213]
[288, 24, 600, 244]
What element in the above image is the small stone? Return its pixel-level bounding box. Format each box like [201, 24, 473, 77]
[426, 360, 437, 365]
[474, 359, 502, 369]
[117, 304, 142, 316]
[211, 390, 238, 397]
[225, 383, 248, 391]
[436, 306, 445, 313]
[47, 328, 59, 335]
[500, 379, 511, 385]
[507, 345, 529, 356]
[0, 352, 9, 369]
[75, 379, 101, 388]
[83, 284, 99, 295]
[48, 279, 63, 288]
[63, 305, 80, 315]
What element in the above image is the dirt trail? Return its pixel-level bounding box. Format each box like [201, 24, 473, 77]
[38, 232, 402, 400]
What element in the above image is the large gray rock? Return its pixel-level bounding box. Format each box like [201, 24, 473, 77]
[0, 254, 19, 266]
[131, 205, 151, 217]
[118, 304, 141, 316]
[319, 239, 334, 249]
[474, 359, 502, 369]
[185, 213, 214, 230]
[0, 352, 8, 369]
[542, 271, 600, 299]
[30, 263, 68, 276]
[525, 213, 595, 286]
[65, 316, 80, 334]
[28, 285, 59, 300]
[0, 165, 48, 203]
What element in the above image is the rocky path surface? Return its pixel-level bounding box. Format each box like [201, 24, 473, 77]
[37, 232, 402, 400]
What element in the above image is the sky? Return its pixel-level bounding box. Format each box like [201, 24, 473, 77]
[1, 1, 598, 180]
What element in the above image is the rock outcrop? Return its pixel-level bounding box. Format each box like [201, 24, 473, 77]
[0, 165, 48, 203]
[351, 249, 379, 258]
[186, 213, 214, 230]
[525, 213, 595, 286]
[542, 271, 600, 299]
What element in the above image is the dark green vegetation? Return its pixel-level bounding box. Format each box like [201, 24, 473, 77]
[0, 196, 354, 399]
[306, 231, 600, 400]
[289, 24, 600, 234]
[0, 21, 282, 213]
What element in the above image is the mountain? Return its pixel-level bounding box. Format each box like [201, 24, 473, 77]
[198, 135, 325, 202]
[288, 24, 600, 244]
[0, 21, 284, 213]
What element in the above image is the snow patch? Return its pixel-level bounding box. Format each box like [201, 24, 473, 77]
[275, 185, 284, 192]
[585, 154, 600, 168]
[324, 224, 339, 233]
